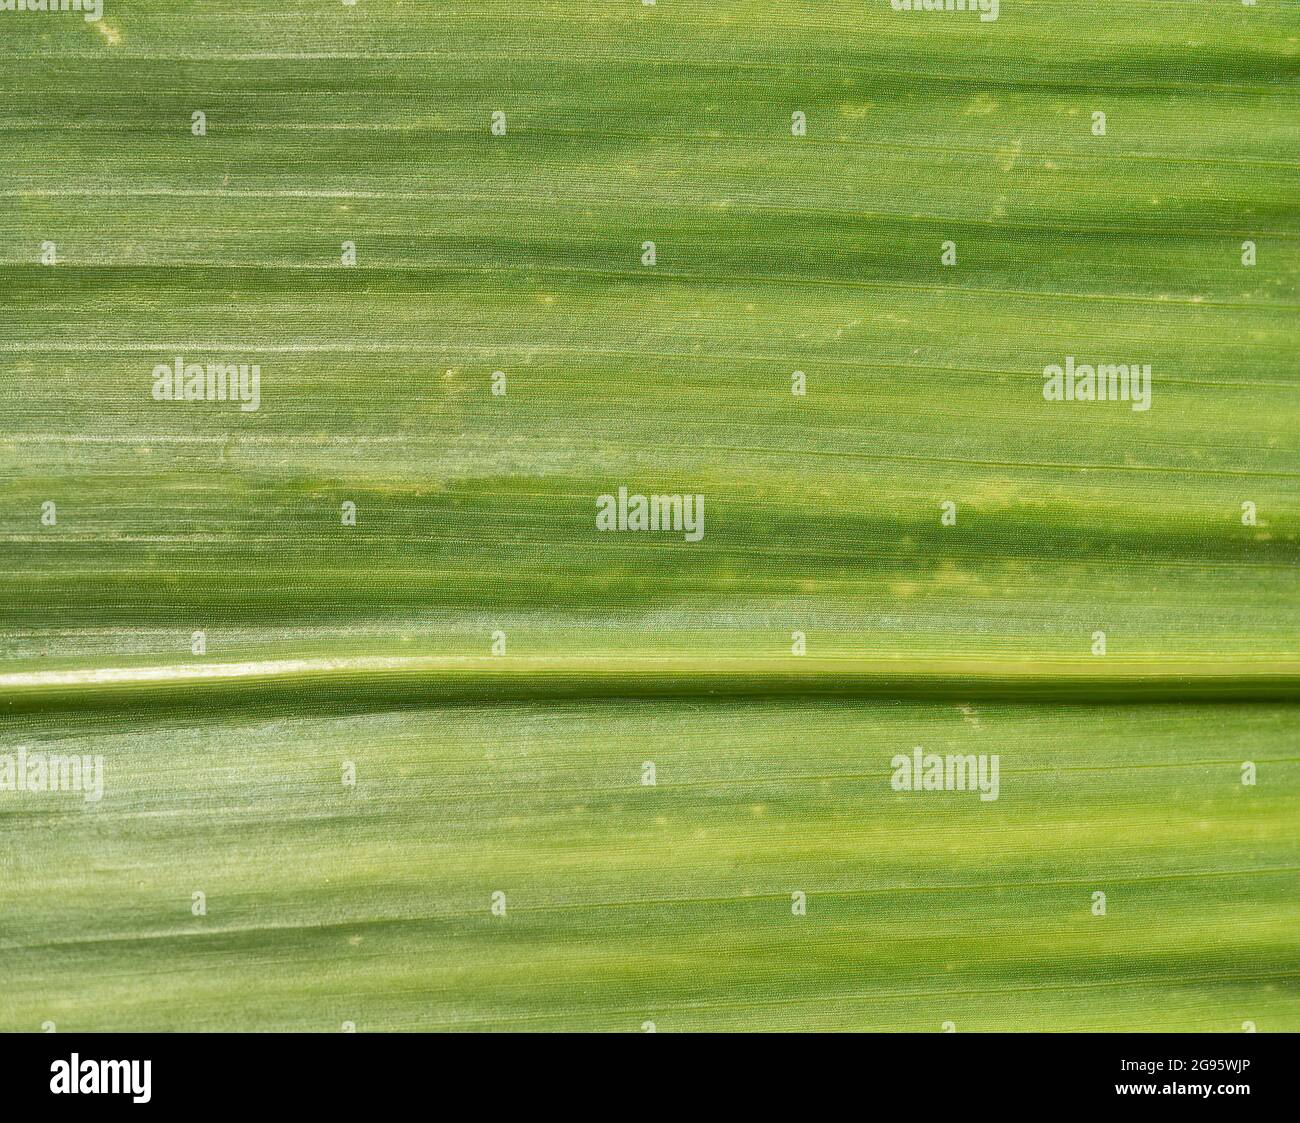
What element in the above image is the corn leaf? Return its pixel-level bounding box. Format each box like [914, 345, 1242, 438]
[1, 2, 1297, 1032]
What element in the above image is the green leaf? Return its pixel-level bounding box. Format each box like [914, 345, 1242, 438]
[1, 1, 1296, 1032]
